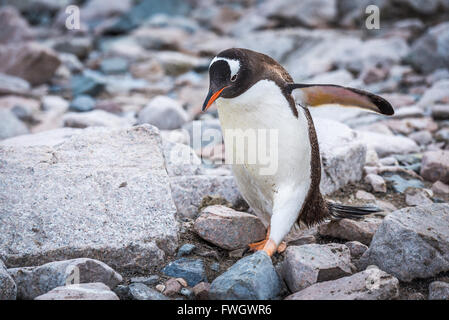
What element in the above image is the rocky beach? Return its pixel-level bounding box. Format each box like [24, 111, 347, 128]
[1, 0, 449, 300]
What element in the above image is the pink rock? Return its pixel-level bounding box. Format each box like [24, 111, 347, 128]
[421, 150, 449, 183]
[318, 218, 382, 245]
[192, 282, 210, 300]
[432, 181, 449, 194]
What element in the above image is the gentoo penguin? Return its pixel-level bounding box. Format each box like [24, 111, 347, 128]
[202, 48, 394, 257]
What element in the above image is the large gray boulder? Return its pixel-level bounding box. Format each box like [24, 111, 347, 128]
[209, 251, 282, 300]
[0, 260, 16, 300]
[0, 125, 179, 272]
[359, 204, 449, 281]
[8, 258, 123, 300]
[285, 266, 399, 300]
[281, 244, 354, 292]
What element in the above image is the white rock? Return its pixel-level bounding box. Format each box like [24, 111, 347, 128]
[365, 174, 387, 193]
[356, 130, 419, 157]
[63, 110, 134, 128]
[138, 95, 189, 130]
[34, 283, 119, 300]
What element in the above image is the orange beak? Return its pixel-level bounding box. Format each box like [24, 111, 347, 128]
[202, 86, 228, 112]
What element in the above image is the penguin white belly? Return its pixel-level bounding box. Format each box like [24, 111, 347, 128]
[216, 79, 312, 236]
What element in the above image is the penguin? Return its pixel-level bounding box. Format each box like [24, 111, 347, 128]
[202, 48, 394, 257]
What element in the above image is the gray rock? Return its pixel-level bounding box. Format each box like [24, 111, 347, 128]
[209, 251, 282, 300]
[0, 109, 29, 140]
[418, 79, 449, 107]
[0, 128, 82, 147]
[431, 104, 449, 120]
[177, 244, 196, 258]
[365, 174, 387, 193]
[162, 258, 207, 287]
[420, 150, 449, 184]
[0, 73, 31, 96]
[356, 130, 419, 157]
[8, 258, 122, 300]
[130, 275, 159, 286]
[128, 283, 168, 300]
[71, 70, 105, 97]
[0, 6, 34, 44]
[138, 95, 189, 130]
[0, 125, 179, 272]
[53, 37, 93, 60]
[100, 57, 129, 75]
[359, 204, 449, 281]
[285, 267, 399, 300]
[344, 241, 368, 260]
[314, 118, 366, 195]
[162, 139, 203, 177]
[113, 284, 131, 300]
[0, 260, 16, 300]
[408, 22, 449, 73]
[192, 282, 210, 300]
[429, 281, 449, 300]
[63, 110, 134, 128]
[34, 282, 119, 300]
[281, 244, 354, 293]
[194, 205, 266, 250]
[383, 175, 424, 193]
[69, 95, 96, 112]
[169, 175, 242, 219]
[318, 218, 382, 246]
[405, 188, 433, 206]
[155, 51, 203, 76]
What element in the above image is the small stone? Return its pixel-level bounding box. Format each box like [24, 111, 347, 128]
[383, 175, 424, 193]
[285, 267, 399, 300]
[431, 104, 449, 120]
[194, 205, 266, 250]
[280, 244, 354, 293]
[155, 284, 165, 293]
[180, 288, 194, 299]
[409, 130, 433, 146]
[130, 275, 159, 286]
[163, 278, 182, 296]
[113, 285, 131, 300]
[0, 109, 29, 140]
[34, 283, 119, 300]
[71, 70, 105, 97]
[405, 188, 433, 206]
[318, 218, 382, 246]
[228, 248, 246, 259]
[420, 150, 449, 183]
[429, 281, 449, 300]
[177, 244, 196, 258]
[192, 282, 210, 300]
[100, 57, 129, 74]
[210, 262, 220, 272]
[432, 181, 449, 194]
[344, 241, 368, 260]
[138, 95, 189, 130]
[8, 258, 123, 300]
[162, 258, 207, 287]
[364, 174, 387, 193]
[128, 282, 168, 300]
[209, 251, 282, 300]
[355, 190, 376, 201]
[379, 157, 399, 166]
[69, 95, 96, 112]
[176, 278, 188, 287]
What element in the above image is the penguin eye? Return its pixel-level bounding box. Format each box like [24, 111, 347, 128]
[231, 74, 237, 82]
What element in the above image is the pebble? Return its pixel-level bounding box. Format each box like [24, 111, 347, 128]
[192, 282, 210, 300]
[432, 181, 449, 194]
[128, 283, 168, 300]
[130, 275, 159, 286]
[365, 174, 387, 193]
[162, 258, 207, 287]
[177, 244, 196, 257]
[429, 281, 449, 300]
[420, 150, 449, 183]
[163, 278, 182, 296]
[69, 95, 96, 112]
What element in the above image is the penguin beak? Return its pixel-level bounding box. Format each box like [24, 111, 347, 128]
[202, 86, 228, 112]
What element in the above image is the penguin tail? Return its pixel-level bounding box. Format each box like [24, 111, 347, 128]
[327, 202, 381, 220]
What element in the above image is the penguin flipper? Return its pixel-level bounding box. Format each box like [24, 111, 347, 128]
[285, 83, 394, 116]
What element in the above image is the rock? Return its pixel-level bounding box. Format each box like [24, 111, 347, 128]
[420, 150, 449, 183]
[0, 43, 61, 86]
[359, 204, 449, 281]
[162, 258, 207, 287]
[53, 37, 93, 60]
[113, 285, 131, 300]
[194, 205, 266, 250]
[0, 260, 16, 300]
[408, 22, 449, 73]
[432, 181, 449, 194]
[130, 275, 159, 286]
[436, 128, 449, 144]
[0, 6, 34, 44]
[260, 0, 336, 28]
[69, 95, 96, 112]
[8, 258, 122, 300]
[177, 244, 196, 258]
[409, 130, 433, 146]
[405, 188, 433, 206]
[355, 190, 376, 201]
[285, 267, 399, 300]
[0, 125, 178, 272]
[209, 251, 282, 300]
[419, 80, 449, 107]
[344, 241, 368, 260]
[169, 175, 242, 219]
[138, 95, 189, 130]
[132, 27, 188, 50]
[0, 128, 82, 147]
[163, 278, 182, 296]
[365, 174, 387, 193]
[0, 73, 31, 96]
[63, 110, 134, 128]
[128, 282, 168, 300]
[155, 51, 203, 76]
[0, 109, 29, 140]
[34, 283, 119, 300]
[71, 70, 105, 97]
[180, 287, 194, 299]
[356, 130, 419, 157]
[314, 118, 367, 195]
[431, 104, 449, 120]
[429, 281, 449, 300]
[318, 218, 382, 246]
[81, 0, 132, 26]
[162, 139, 203, 177]
[281, 244, 354, 293]
[42, 95, 69, 112]
[100, 57, 129, 75]
[383, 175, 425, 193]
[192, 282, 210, 300]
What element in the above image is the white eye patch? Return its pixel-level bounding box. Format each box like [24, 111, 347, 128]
[209, 57, 240, 78]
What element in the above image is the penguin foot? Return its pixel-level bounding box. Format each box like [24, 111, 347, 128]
[277, 241, 287, 253]
[248, 226, 270, 252]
